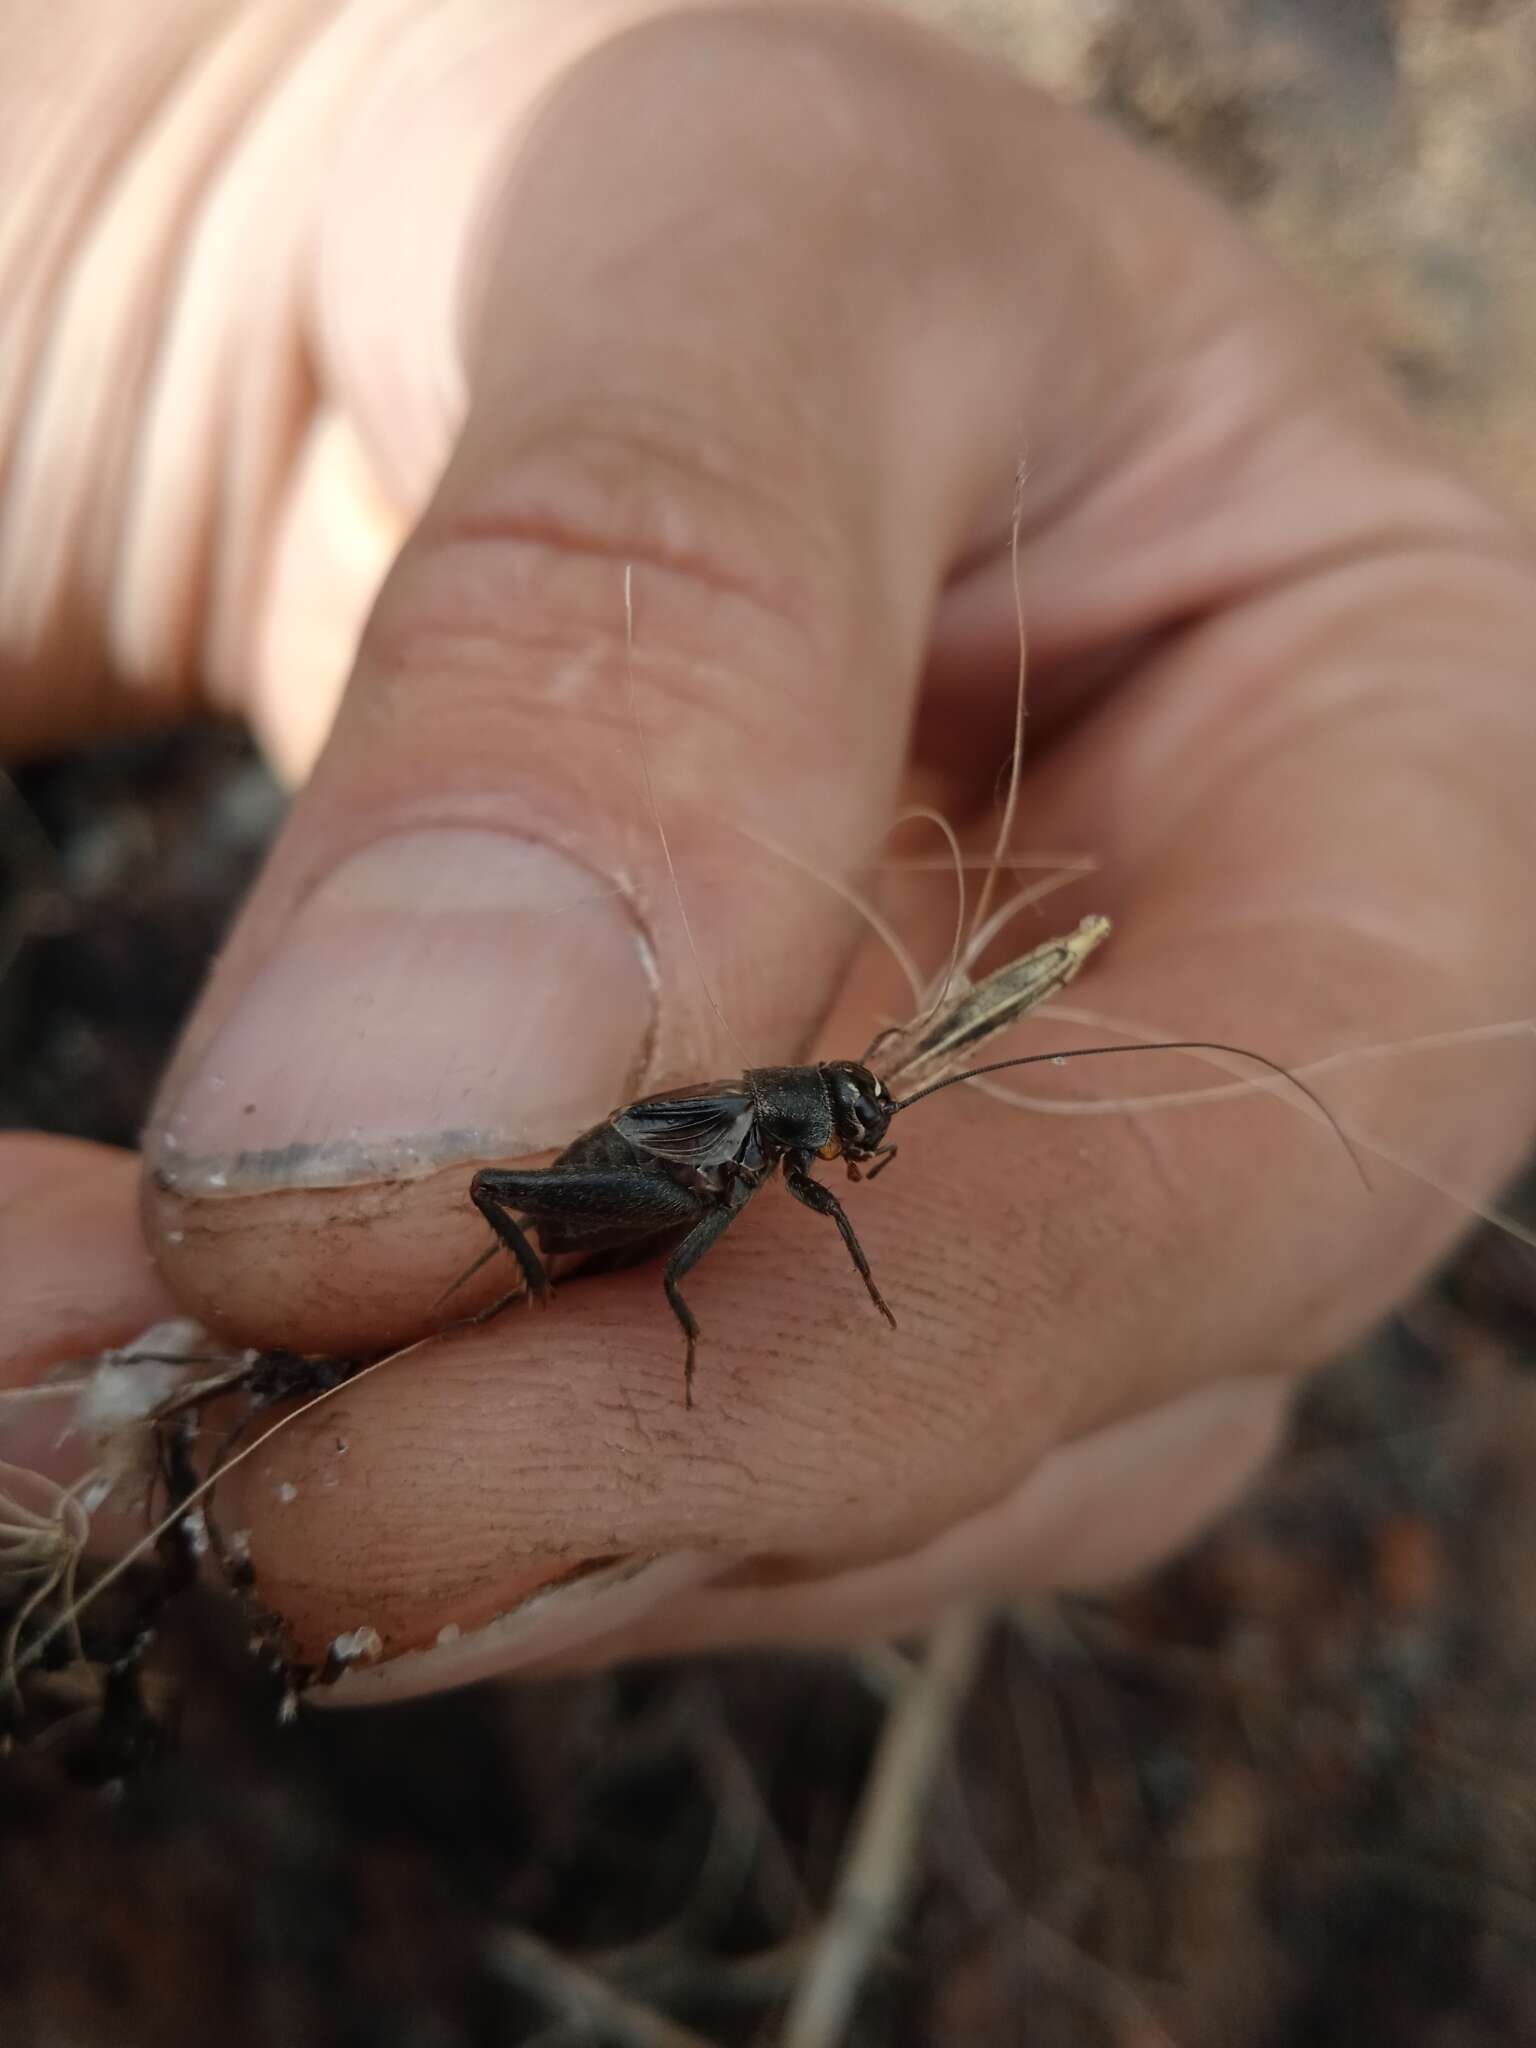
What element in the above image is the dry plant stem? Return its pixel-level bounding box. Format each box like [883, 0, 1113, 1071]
[0, 1462, 92, 1704]
[1021, 1913, 1183, 2048]
[599, 1938, 815, 2011]
[997, 1006, 1536, 1250]
[1003, 1624, 1090, 1877]
[882, 803, 967, 1036]
[487, 1927, 716, 2048]
[872, 915, 1111, 1094]
[1012, 1601, 1152, 1844]
[721, 816, 1098, 1023]
[686, 1691, 812, 1933]
[624, 561, 750, 1065]
[966, 463, 1031, 953]
[780, 1603, 990, 2048]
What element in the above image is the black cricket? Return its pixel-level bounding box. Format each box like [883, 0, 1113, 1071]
[471, 1060, 898, 1408]
[466, 1038, 1347, 1406]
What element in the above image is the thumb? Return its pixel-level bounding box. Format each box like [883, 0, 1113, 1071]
[143, 12, 1009, 1352]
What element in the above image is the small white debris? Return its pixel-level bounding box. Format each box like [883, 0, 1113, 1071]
[108, 1319, 210, 1366]
[180, 1507, 211, 1558]
[277, 1481, 298, 1505]
[65, 1319, 236, 1518]
[206, 1171, 228, 1190]
[80, 1359, 187, 1433]
[435, 1623, 462, 1647]
[79, 1319, 209, 1436]
[227, 1529, 253, 1565]
[329, 1625, 384, 1668]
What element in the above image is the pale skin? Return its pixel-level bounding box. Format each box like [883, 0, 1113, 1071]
[4, 3, 1536, 1693]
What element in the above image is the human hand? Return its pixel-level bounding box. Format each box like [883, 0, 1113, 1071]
[6, 3, 1536, 1697]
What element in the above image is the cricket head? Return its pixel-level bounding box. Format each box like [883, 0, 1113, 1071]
[820, 1060, 896, 1161]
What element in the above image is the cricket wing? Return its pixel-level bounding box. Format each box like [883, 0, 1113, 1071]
[613, 1087, 756, 1168]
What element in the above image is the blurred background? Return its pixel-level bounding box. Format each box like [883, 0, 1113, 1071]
[6, 3, 1536, 2043]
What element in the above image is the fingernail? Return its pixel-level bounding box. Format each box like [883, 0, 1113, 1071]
[150, 830, 656, 1194]
[315, 1553, 727, 1705]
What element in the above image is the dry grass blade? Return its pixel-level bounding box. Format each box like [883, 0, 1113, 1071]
[967, 462, 1031, 951]
[10, 1336, 431, 1682]
[982, 1001, 1536, 1245]
[1022, 1913, 1184, 2046]
[624, 562, 750, 1065]
[780, 1604, 990, 2048]
[0, 1462, 92, 1706]
[487, 1927, 717, 2048]
[869, 915, 1111, 1092]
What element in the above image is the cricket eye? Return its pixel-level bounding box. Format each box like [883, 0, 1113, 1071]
[829, 1065, 887, 1150]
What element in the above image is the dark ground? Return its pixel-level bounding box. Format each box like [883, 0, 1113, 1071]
[7, 3, 1536, 2043]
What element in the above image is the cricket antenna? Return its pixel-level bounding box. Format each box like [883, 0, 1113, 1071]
[891, 1040, 1370, 1188]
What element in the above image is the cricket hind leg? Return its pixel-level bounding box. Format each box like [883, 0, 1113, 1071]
[471, 1165, 710, 1356]
[431, 1238, 524, 1330]
[784, 1164, 897, 1330]
[471, 1173, 554, 1305]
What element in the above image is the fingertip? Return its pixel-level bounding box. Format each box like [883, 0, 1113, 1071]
[142, 1156, 507, 1355]
[0, 1137, 178, 1385]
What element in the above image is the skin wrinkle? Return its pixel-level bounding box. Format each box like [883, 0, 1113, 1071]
[1007, 330, 1524, 670]
[314, 5, 681, 512]
[1130, 549, 1525, 826]
[454, 22, 1158, 595]
[1017, 611, 1536, 978]
[465, 19, 989, 414]
[358, 542, 842, 789]
[439, 392, 866, 626]
[347, 528, 886, 864]
[573, 1380, 1294, 1666]
[1171, 717, 1534, 996]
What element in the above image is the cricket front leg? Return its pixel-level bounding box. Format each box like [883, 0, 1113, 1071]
[784, 1164, 897, 1330]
